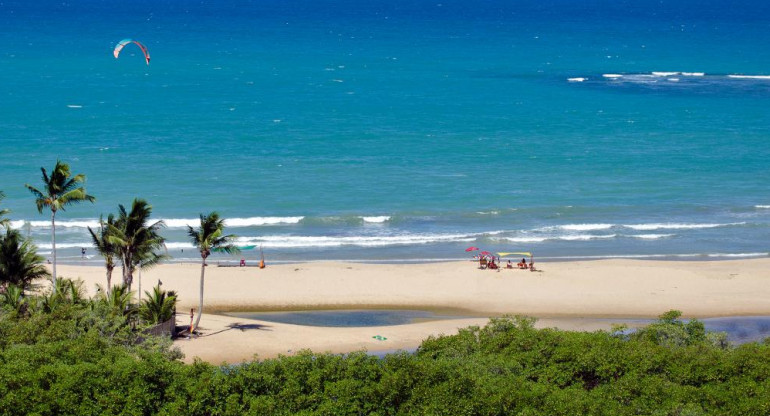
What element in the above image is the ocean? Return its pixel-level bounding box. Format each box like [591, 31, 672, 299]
[1, 0, 769, 264]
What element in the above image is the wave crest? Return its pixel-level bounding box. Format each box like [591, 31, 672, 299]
[623, 222, 744, 231]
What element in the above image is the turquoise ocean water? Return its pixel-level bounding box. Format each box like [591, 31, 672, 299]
[1, 0, 769, 263]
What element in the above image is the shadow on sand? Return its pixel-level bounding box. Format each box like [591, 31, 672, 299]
[197, 322, 272, 337]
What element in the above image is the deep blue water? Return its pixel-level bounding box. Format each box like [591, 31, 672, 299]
[1, 0, 769, 263]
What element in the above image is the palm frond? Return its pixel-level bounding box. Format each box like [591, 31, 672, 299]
[0, 191, 10, 228]
[0, 228, 50, 290]
[189, 212, 240, 256]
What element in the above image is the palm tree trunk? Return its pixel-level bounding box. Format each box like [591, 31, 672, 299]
[51, 210, 57, 294]
[193, 256, 206, 332]
[124, 253, 133, 291]
[106, 266, 112, 296]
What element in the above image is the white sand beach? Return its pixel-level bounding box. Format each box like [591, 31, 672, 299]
[56, 258, 770, 363]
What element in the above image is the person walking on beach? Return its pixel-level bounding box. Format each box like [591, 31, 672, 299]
[81, 247, 86, 259]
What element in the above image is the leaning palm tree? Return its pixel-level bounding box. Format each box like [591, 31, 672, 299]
[0, 228, 50, 291]
[188, 212, 239, 333]
[87, 214, 118, 295]
[107, 199, 166, 291]
[0, 191, 11, 229]
[25, 161, 95, 292]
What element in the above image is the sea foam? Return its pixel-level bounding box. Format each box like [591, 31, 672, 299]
[629, 234, 675, 240]
[234, 233, 476, 248]
[361, 216, 391, 223]
[623, 222, 744, 230]
[727, 74, 770, 80]
[557, 223, 614, 231]
[154, 217, 304, 228]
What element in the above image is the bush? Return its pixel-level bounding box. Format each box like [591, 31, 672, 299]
[2, 309, 770, 415]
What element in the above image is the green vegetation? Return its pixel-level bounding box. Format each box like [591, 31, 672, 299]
[87, 214, 118, 295]
[24, 160, 95, 292]
[140, 284, 178, 325]
[107, 199, 167, 291]
[0, 228, 50, 291]
[0, 191, 10, 228]
[2, 301, 770, 415]
[188, 212, 239, 332]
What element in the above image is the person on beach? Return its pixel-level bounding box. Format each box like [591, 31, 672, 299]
[507, 260, 513, 269]
[81, 247, 86, 259]
[518, 258, 528, 269]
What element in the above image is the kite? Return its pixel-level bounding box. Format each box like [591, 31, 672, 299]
[113, 39, 150, 65]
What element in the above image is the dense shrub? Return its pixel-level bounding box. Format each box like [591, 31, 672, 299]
[1, 309, 770, 415]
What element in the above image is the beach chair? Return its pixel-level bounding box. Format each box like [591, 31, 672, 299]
[479, 258, 488, 269]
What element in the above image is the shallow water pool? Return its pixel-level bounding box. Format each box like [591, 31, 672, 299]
[224, 309, 470, 327]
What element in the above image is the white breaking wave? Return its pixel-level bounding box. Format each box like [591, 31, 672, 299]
[233, 233, 476, 248]
[682, 72, 705, 76]
[557, 223, 614, 231]
[559, 234, 617, 241]
[165, 216, 304, 228]
[10, 216, 306, 230]
[9, 220, 101, 229]
[361, 216, 391, 223]
[755, 205, 770, 209]
[623, 222, 745, 231]
[502, 234, 616, 243]
[162, 242, 196, 249]
[727, 74, 770, 80]
[706, 252, 769, 258]
[502, 237, 549, 243]
[651, 71, 679, 76]
[602, 73, 623, 79]
[567, 77, 587, 82]
[629, 234, 675, 240]
[37, 243, 93, 250]
[549, 252, 767, 260]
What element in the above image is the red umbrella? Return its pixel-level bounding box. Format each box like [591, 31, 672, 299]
[465, 246, 479, 252]
[480, 251, 492, 255]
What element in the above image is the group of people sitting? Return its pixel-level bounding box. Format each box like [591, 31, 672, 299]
[509, 258, 532, 270]
[480, 257, 536, 271]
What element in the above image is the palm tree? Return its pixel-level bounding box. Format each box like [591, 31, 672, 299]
[95, 283, 136, 317]
[0, 228, 50, 291]
[139, 285, 178, 324]
[107, 199, 166, 291]
[25, 161, 95, 292]
[188, 212, 239, 333]
[0, 191, 10, 229]
[0, 284, 27, 315]
[87, 214, 118, 295]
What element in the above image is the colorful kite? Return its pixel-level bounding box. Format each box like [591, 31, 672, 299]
[113, 39, 150, 65]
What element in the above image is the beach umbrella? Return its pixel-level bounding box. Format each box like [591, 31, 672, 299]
[465, 246, 479, 252]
